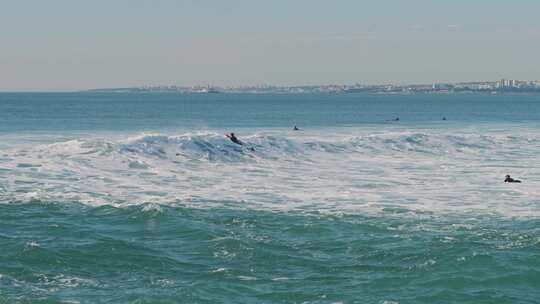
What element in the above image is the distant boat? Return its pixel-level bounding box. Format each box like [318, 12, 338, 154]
[193, 87, 220, 94]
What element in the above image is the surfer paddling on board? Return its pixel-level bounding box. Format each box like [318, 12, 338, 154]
[226, 132, 243, 145]
[226, 133, 255, 151]
[504, 175, 521, 183]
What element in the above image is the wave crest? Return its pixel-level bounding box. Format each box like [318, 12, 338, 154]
[1, 130, 539, 217]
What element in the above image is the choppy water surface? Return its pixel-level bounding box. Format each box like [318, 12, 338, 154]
[1, 93, 539, 303]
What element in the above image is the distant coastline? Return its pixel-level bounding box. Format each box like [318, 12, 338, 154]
[85, 79, 540, 95]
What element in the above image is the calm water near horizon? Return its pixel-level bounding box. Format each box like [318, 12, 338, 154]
[1, 92, 539, 303]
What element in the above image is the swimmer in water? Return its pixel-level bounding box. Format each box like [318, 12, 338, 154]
[226, 133, 243, 145]
[504, 175, 521, 183]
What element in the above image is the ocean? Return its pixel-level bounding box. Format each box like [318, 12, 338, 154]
[0, 92, 539, 303]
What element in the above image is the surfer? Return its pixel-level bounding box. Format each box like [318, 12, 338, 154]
[293, 126, 300, 131]
[226, 132, 255, 151]
[226, 133, 243, 145]
[504, 175, 521, 183]
[442, 116, 447, 121]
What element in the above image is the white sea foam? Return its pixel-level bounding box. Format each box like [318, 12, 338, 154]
[1, 128, 539, 217]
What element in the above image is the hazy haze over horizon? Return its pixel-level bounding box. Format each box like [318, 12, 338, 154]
[1, 0, 540, 91]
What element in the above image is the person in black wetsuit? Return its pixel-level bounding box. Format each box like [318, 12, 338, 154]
[504, 175, 521, 183]
[226, 133, 243, 145]
[293, 126, 300, 131]
[226, 132, 255, 151]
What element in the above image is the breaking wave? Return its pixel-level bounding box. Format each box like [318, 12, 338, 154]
[1, 130, 539, 217]
[29, 131, 538, 160]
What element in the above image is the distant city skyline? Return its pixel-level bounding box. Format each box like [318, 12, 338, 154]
[1, 0, 540, 91]
[87, 78, 540, 95]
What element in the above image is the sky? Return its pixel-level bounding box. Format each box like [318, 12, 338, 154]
[1, 0, 540, 91]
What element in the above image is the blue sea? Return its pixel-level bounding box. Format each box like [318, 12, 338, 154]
[1, 92, 539, 303]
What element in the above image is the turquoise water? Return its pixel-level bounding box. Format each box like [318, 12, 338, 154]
[1, 93, 539, 303]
